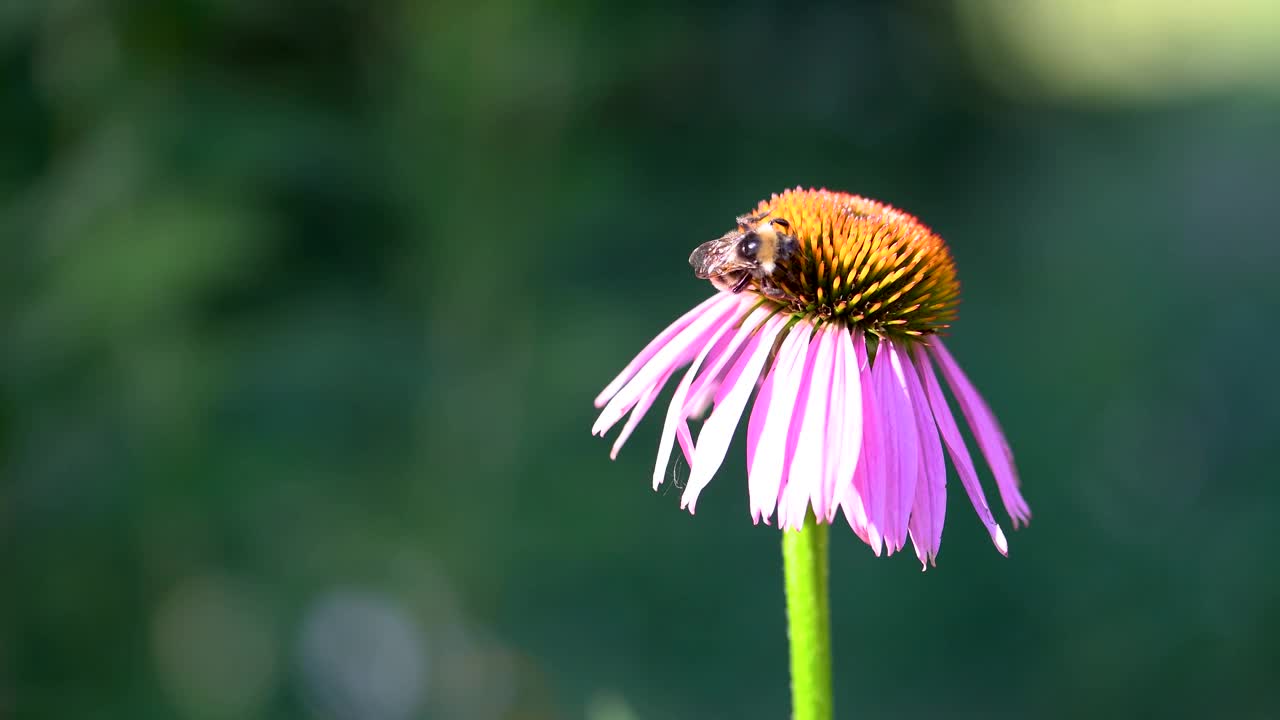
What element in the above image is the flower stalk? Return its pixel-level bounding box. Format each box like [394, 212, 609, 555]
[783, 510, 833, 720]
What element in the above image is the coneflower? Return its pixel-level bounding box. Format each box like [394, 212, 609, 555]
[592, 188, 1031, 718]
[594, 187, 1029, 563]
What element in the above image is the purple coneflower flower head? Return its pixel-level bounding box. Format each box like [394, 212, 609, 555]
[593, 188, 1030, 566]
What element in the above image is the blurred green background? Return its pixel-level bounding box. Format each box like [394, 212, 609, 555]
[3, 0, 1278, 718]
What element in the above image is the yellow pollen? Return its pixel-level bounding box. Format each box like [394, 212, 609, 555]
[739, 187, 961, 335]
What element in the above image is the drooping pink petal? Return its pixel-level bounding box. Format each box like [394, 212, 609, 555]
[610, 365, 677, 459]
[680, 323, 750, 420]
[682, 311, 776, 419]
[822, 327, 861, 524]
[680, 314, 787, 513]
[901, 350, 946, 569]
[649, 315, 736, 488]
[840, 484, 871, 544]
[593, 294, 746, 438]
[777, 340, 815, 529]
[651, 305, 769, 490]
[833, 329, 866, 536]
[929, 341, 1032, 527]
[874, 339, 920, 556]
[676, 421, 694, 465]
[780, 325, 836, 530]
[594, 292, 736, 408]
[849, 332, 884, 554]
[745, 356, 776, 525]
[913, 346, 1008, 555]
[746, 322, 812, 524]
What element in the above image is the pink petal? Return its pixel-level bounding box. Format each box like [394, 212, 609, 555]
[929, 341, 1032, 527]
[850, 333, 884, 555]
[682, 314, 768, 419]
[676, 421, 694, 465]
[901, 351, 946, 569]
[747, 322, 813, 524]
[593, 294, 745, 437]
[710, 313, 778, 409]
[610, 365, 677, 460]
[822, 327, 861, 524]
[680, 314, 787, 513]
[594, 292, 734, 408]
[746, 356, 777, 525]
[832, 329, 866, 537]
[874, 340, 920, 556]
[913, 346, 1008, 555]
[680, 325, 748, 419]
[780, 325, 836, 530]
[651, 305, 769, 490]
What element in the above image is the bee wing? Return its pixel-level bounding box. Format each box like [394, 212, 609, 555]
[689, 235, 751, 279]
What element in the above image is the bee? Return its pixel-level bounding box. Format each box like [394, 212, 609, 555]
[689, 211, 799, 298]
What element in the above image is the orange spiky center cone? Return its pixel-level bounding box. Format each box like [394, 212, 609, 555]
[738, 187, 960, 337]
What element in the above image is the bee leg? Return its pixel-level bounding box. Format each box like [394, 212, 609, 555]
[730, 272, 752, 293]
[758, 280, 788, 300]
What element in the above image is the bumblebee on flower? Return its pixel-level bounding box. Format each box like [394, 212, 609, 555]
[594, 187, 1030, 567]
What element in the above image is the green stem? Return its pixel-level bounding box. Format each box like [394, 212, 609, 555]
[782, 509, 833, 720]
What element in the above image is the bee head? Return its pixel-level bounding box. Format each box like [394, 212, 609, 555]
[736, 233, 760, 261]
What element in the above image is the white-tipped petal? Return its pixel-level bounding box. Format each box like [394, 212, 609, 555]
[913, 346, 1007, 555]
[747, 322, 812, 524]
[680, 315, 787, 513]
